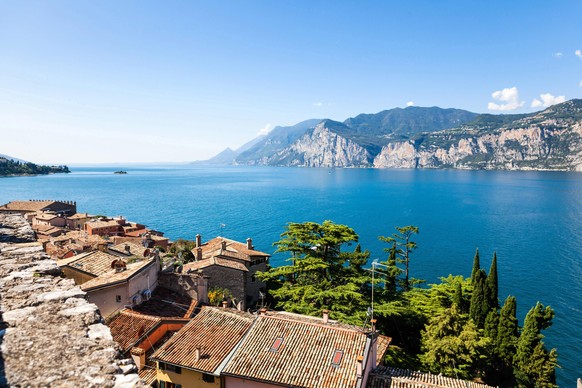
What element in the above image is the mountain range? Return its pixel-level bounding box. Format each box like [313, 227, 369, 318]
[204, 99, 582, 171]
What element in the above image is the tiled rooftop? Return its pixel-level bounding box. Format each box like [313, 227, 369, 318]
[0, 200, 57, 213]
[80, 258, 156, 291]
[152, 306, 255, 374]
[109, 242, 150, 257]
[223, 314, 371, 388]
[59, 250, 121, 277]
[131, 287, 196, 318]
[106, 309, 162, 353]
[367, 366, 496, 388]
[183, 257, 248, 272]
[195, 236, 270, 263]
[34, 213, 60, 221]
[85, 219, 121, 229]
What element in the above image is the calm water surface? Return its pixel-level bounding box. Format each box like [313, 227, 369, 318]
[1, 166, 580, 385]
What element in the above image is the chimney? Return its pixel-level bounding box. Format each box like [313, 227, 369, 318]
[196, 234, 201, 247]
[125, 244, 131, 254]
[322, 309, 330, 324]
[356, 355, 363, 377]
[130, 347, 146, 371]
[237, 300, 243, 311]
[195, 346, 201, 362]
[221, 240, 227, 251]
[196, 247, 202, 261]
[259, 307, 268, 315]
[371, 319, 377, 332]
[222, 300, 228, 309]
[246, 238, 253, 250]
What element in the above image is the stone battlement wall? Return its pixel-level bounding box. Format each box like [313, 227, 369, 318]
[0, 214, 144, 387]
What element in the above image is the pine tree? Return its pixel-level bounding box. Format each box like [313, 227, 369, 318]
[379, 225, 419, 291]
[486, 252, 499, 309]
[469, 269, 488, 328]
[380, 242, 399, 295]
[514, 302, 558, 387]
[471, 248, 480, 284]
[420, 304, 490, 379]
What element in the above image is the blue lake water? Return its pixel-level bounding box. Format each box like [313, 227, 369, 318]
[1, 166, 580, 384]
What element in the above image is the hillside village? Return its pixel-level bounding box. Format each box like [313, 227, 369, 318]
[0, 199, 497, 387]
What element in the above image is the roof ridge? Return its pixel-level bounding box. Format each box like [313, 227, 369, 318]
[261, 314, 367, 334]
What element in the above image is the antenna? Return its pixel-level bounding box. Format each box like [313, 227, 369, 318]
[365, 260, 389, 324]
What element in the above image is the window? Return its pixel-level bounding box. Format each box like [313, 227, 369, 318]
[270, 337, 284, 352]
[115, 295, 121, 303]
[202, 374, 215, 383]
[331, 350, 343, 367]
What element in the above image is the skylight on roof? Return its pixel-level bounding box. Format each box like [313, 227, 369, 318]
[331, 350, 343, 367]
[270, 337, 284, 352]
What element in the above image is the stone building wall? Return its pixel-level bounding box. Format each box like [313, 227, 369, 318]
[0, 213, 145, 387]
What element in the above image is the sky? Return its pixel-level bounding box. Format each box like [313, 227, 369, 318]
[1, 1, 581, 164]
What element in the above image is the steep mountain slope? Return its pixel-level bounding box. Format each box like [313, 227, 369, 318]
[206, 100, 582, 171]
[373, 100, 582, 171]
[235, 119, 321, 164]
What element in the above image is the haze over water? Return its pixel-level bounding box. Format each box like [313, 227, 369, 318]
[1, 166, 580, 385]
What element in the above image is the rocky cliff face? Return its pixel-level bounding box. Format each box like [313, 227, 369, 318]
[373, 108, 582, 171]
[227, 99, 582, 171]
[262, 122, 373, 167]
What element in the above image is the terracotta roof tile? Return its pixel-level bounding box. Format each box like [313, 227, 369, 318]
[195, 237, 270, 262]
[80, 258, 156, 291]
[0, 200, 57, 212]
[367, 366, 496, 388]
[223, 314, 370, 388]
[183, 257, 248, 272]
[107, 310, 162, 353]
[85, 219, 121, 229]
[109, 242, 150, 257]
[60, 250, 121, 277]
[376, 335, 392, 365]
[152, 307, 255, 374]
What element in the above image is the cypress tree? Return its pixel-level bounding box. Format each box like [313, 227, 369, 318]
[497, 295, 518, 384]
[484, 309, 499, 343]
[452, 280, 463, 312]
[514, 302, 557, 387]
[469, 269, 488, 328]
[486, 252, 499, 310]
[471, 248, 480, 284]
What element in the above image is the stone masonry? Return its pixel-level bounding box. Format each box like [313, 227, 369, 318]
[0, 213, 146, 387]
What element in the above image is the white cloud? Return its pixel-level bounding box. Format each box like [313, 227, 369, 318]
[487, 87, 525, 111]
[531, 93, 566, 108]
[257, 123, 273, 136]
[553, 52, 563, 58]
[576, 49, 582, 59]
[313, 102, 323, 107]
[406, 101, 415, 107]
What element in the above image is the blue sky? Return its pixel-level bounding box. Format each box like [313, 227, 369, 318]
[1, 1, 581, 164]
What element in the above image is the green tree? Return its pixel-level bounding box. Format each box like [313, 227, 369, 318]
[257, 221, 367, 324]
[496, 296, 519, 382]
[486, 252, 499, 310]
[378, 242, 401, 296]
[514, 303, 558, 387]
[169, 239, 196, 263]
[471, 248, 480, 284]
[379, 225, 419, 291]
[420, 304, 490, 379]
[469, 269, 488, 328]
